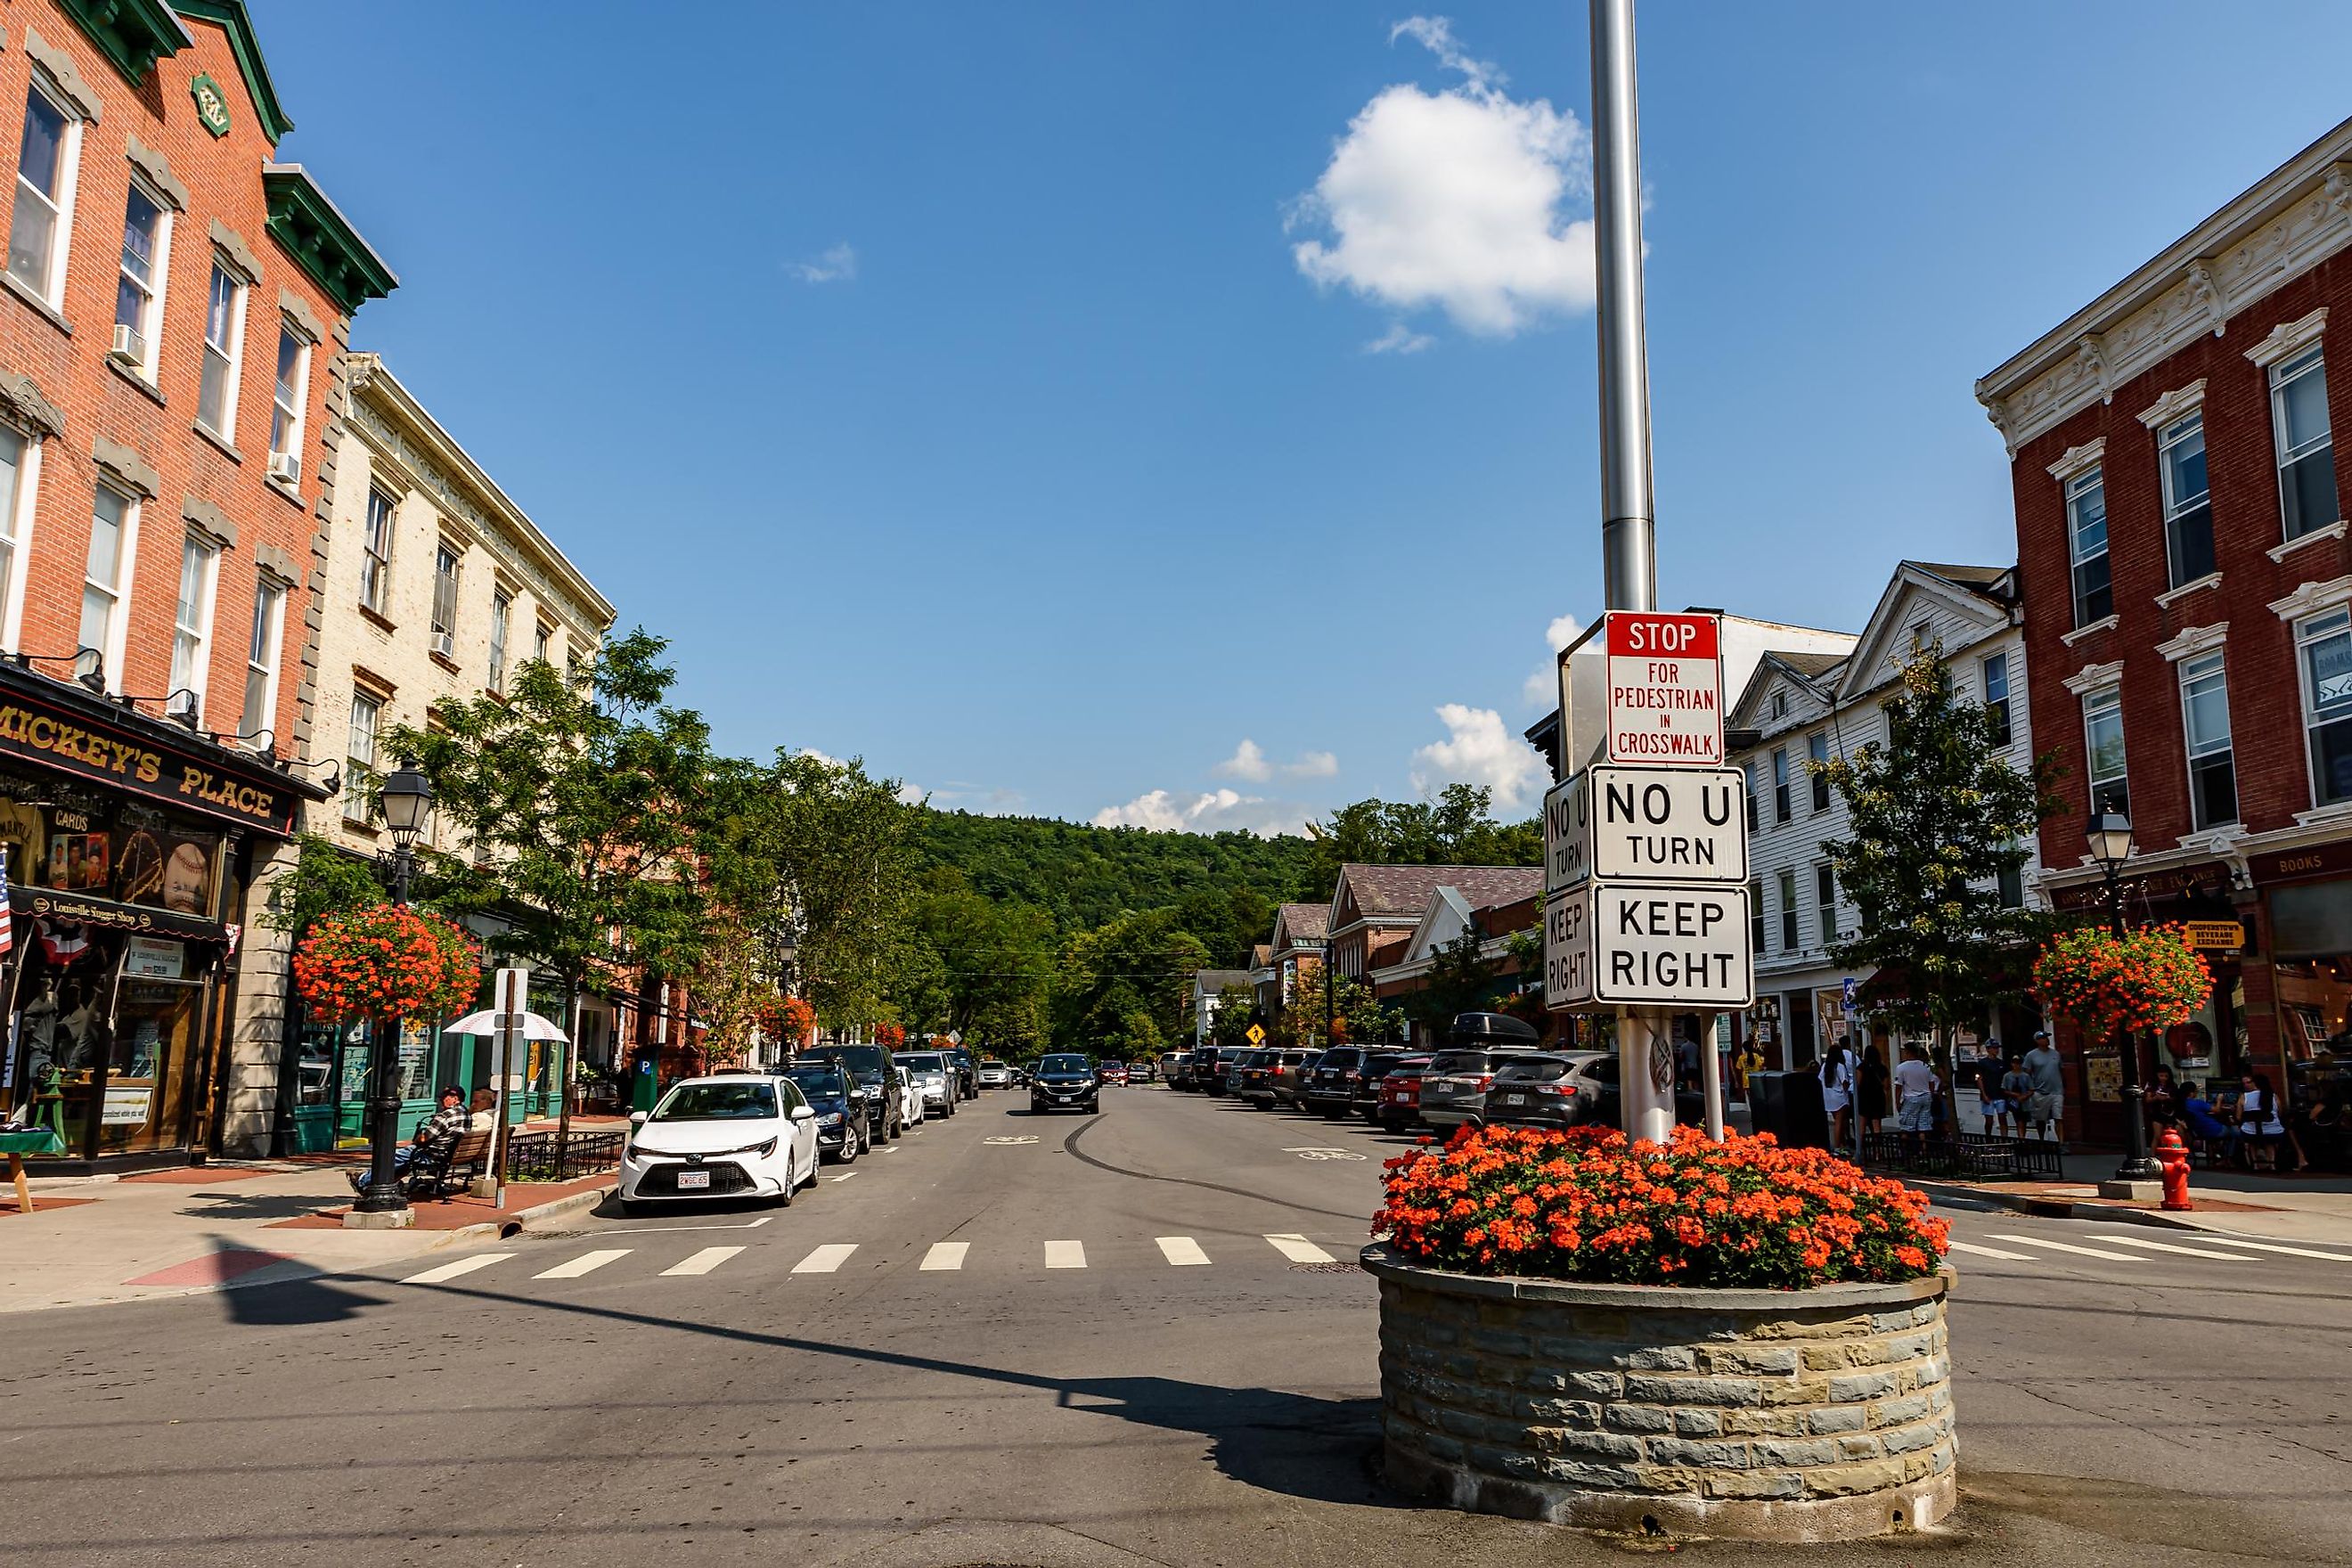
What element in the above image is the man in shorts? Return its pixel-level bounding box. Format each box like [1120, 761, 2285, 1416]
[1973, 1047, 2012, 1136]
[2022, 1030, 2066, 1141]
[1893, 1043, 1938, 1157]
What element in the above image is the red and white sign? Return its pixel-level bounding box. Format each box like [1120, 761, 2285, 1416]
[1604, 611, 1724, 765]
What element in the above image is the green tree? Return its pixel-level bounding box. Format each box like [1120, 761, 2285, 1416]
[260, 832, 391, 937]
[1209, 983, 1261, 1051]
[1300, 783, 1539, 901]
[759, 748, 921, 1031]
[1054, 909, 1211, 1053]
[1330, 971, 1405, 1048]
[1811, 649, 2061, 1099]
[1403, 926, 1499, 1030]
[901, 869, 1054, 1051]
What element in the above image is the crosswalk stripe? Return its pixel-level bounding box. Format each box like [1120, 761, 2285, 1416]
[1156, 1236, 1210, 1266]
[403, 1253, 511, 1285]
[661, 1245, 745, 1277]
[1044, 1239, 1086, 1269]
[2173, 1235, 2352, 1263]
[2087, 1232, 2262, 1262]
[920, 1242, 968, 1271]
[534, 1248, 631, 1279]
[1986, 1233, 2144, 1262]
[1946, 1240, 2036, 1262]
[793, 1243, 859, 1274]
[1265, 1233, 1335, 1263]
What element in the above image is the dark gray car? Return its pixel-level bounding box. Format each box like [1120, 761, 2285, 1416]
[1416, 1048, 1546, 1133]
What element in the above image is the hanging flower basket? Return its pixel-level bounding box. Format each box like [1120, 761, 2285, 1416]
[293, 905, 482, 1025]
[2031, 923, 2213, 1040]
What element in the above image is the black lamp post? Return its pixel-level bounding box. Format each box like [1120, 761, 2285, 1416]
[2087, 807, 2161, 1184]
[354, 762, 436, 1215]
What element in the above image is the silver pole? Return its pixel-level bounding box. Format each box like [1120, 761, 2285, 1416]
[1592, 0, 1673, 1144]
[1591, 0, 1654, 617]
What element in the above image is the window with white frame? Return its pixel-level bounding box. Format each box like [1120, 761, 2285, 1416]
[0, 427, 31, 649]
[2066, 467, 2112, 625]
[8, 78, 77, 304]
[80, 486, 135, 686]
[1777, 869, 1800, 951]
[1997, 858, 2024, 909]
[533, 620, 553, 666]
[345, 690, 380, 823]
[2081, 684, 2127, 814]
[488, 587, 511, 693]
[268, 325, 309, 474]
[167, 535, 218, 721]
[2176, 651, 2236, 829]
[1981, 651, 2012, 747]
[2296, 608, 2352, 808]
[1808, 731, 1830, 812]
[2272, 346, 2339, 541]
[1745, 758, 1759, 831]
[360, 487, 395, 614]
[197, 260, 245, 437]
[1816, 863, 1838, 942]
[1771, 747, 1791, 823]
[240, 573, 284, 747]
[430, 544, 460, 657]
[112, 181, 169, 375]
[2158, 412, 2215, 588]
[1749, 879, 1765, 954]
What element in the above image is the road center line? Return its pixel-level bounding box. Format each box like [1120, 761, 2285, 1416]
[793, 1243, 860, 1274]
[1156, 1236, 1210, 1266]
[662, 1245, 744, 1277]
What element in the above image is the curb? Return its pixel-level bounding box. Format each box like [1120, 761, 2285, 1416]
[1915, 1177, 2352, 1241]
[422, 1180, 617, 1251]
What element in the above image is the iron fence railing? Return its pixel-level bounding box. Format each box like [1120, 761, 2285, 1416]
[501, 1129, 625, 1183]
[1858, 1130, 2063, 1180]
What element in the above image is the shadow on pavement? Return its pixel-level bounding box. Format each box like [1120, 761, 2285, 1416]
[172, 1189, 346, 1222]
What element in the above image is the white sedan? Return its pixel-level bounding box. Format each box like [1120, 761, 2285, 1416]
[620, 1074, 821, 1215]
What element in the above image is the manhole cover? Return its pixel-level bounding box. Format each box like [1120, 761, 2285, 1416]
[1293, 1261, 1361, 1274]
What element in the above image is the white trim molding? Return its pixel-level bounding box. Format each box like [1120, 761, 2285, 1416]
[2154, 571, 2222, 608]
[2062, 658, 2125, 697]
[2061, 613, 2119, 647]
[2136, 378, 2209, 429]
[2156, 621, 2229, 663]
[2246, 306, 2329, 369]
[2269, 574, 2352, 621]
[2046, 438, 2107, 482]
[2269, 519, 2348, 561]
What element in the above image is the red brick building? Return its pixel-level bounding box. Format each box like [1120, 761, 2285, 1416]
[0, 2, 390, 1167]
[1978, 116, 2352, 1143]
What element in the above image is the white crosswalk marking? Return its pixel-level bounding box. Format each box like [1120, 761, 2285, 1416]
[1265, 1233, 1335, 1263]
[1156, 1236, 1210, 1266]
[403, 1254, 511, 1285]
[2176, 1235, 2352, 1263]
[1044, 1239, 1086, 1269]
[1986, 1233, 2144, 1262]
[534, 1248, 631, 1279]
[1946, 1240, 2036, 1262]
[2088, 1232, 2261, 1262]
[920, 1242, 968, 1271]
[662, 1245, 745, 1277]
[793, 1244, 859, 1274]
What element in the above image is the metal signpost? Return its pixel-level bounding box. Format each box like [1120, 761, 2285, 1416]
[491, 964, 528, 1210]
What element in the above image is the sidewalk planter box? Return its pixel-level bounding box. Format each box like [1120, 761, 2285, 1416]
[1364, 1244, 1954, 1541]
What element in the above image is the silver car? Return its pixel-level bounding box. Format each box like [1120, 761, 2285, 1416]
[898, 1051, 960, 1116]
[1417, 1048, 1545, 1132]
[976, 1058, 1013, 1090]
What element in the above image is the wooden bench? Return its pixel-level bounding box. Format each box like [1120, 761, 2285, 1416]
[401, 1128, 494, 1199]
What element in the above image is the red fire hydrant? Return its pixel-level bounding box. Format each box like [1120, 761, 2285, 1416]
[2156, 1127, 2194, 1212]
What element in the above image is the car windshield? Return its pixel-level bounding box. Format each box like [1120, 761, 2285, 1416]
[1040, 1055, 1090, 1074]
[651, 1081, 778, 1121]
[823, 1047, 891, 1074]
[981, 1060, 1009, 1070]
[1427, 1051, 1491, 1075]
[1495, 1057, 1571, 1082]
[902, 1053, 948, 1071]
[782, 1068, 846, 1098]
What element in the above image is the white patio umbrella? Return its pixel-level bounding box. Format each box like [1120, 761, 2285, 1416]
[443, 1009, 569, 1042]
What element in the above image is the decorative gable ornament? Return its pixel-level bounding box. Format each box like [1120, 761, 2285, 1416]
[191, 72, 232, 137]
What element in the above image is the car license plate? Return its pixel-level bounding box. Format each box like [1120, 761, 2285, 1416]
[675, 1169, 710, 1190]
[1499, 1092, 1527, 1106]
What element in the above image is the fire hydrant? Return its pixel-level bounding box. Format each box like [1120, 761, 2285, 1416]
[2156, 1127, 2194, 1212]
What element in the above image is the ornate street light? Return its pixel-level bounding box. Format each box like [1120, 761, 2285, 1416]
[2086, 808, 2160, 1185]
[353, 761, 437, 1217]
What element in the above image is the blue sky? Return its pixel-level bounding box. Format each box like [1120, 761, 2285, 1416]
[250, 1, 2352, 831]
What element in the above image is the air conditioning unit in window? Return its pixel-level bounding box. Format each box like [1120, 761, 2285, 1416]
[432, 629, 454, 658]
[267, 450, 301, 486]
[109, 323, 144, 365]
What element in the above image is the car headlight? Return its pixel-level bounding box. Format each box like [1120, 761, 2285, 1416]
[751, 1137, 778, 1159]
[820, 1111, 845, 1126]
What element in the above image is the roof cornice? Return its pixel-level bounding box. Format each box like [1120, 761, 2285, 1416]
[174, 1, 293, 143]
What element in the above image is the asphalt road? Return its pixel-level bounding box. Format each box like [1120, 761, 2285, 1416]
[4, 1086, 2348, 1566]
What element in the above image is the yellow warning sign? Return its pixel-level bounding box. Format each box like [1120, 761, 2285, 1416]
[1245, 1024, 1266, 1044]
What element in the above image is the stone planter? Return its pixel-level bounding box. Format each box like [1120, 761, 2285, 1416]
[1364, 1244, 1954, 1541]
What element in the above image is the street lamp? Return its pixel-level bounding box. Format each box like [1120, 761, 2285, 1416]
[2087, 807, 2160, 1184]
[354, 762, 436, 1216]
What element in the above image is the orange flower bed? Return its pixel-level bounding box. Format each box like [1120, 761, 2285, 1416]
[1375, 1123, 1948, 1289]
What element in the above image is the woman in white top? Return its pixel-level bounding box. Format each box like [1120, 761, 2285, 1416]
[2234, 1071, 2287, 1171]
[1821, 1044, 1857, 1150]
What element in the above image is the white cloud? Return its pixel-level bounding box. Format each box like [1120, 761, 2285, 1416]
[1214, 739, 1273, 782]
[1091, 788, 1312, 838]
[1410, 703, 1549, 811]
[788, 242, 858, 283]
[1364, 322, 1434, 355]
[1287, 749, 1340, 779]
[1291, 17, 1594, 338]
[1521, 613, 1585, 707]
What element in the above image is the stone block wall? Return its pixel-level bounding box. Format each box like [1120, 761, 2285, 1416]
[1366, 1247, 1954, 1541]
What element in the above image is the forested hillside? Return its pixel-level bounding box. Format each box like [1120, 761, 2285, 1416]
[914, 810, 1319, 935]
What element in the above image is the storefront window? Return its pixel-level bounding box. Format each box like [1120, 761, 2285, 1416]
[0, 772, 223, 911]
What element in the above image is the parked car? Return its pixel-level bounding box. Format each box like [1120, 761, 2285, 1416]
[620, 1073, 821, 1215]
[1129, 1058, 1156, 1083]
[948, 1048, 979, 1098]
[1351, 1049, 1411, 1119]
[1030, 1052, 1101, 1113]
[1267, 1048, 1316, 1108]
[1300, 1046, 1368, 1117]
[1372, 1053, 1435, 1131]
[1482, 1053, 1606, 1131]
[1236, 1049, 1280, 1107]
[801, 1044, 905, 1143]
[1162, 1054, 1194, 1090]
[899, 1051, 960, 1116]
[1417, 1048, 1546, 1132]
[1186, 1047, 1222, 1093]
[1221, 1049, 1262, 1097]
[780, 1062, 872, 1162]
[1099, 1060, 1130, 1086]
[976, 1058, 1013, 1090]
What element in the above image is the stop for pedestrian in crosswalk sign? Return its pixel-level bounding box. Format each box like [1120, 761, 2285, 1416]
[1605, 611, 1723, 765]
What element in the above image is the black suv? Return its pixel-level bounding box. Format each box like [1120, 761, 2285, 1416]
[1030, 1052, 1100, 1114]
[1301, 1046, 1368, 1117]
[800, 1044, 903, 1142]
[1188, 1046, 1227, 1094]
[946, 1048, 979, 1099]
[780, 1062, 873, 1161]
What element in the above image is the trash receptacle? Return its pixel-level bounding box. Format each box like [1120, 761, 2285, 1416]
[1747, 1068, 1829, 1149]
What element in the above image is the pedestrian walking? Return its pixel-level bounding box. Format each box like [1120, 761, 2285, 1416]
[1822, 1042, 1857, 1151]
[1893, 1043, 1937, 1158]
[2022, 1031, 2065, 1141]
[1975, 1050, 2011, 1137]
[1858, 1042, 1889, 1137]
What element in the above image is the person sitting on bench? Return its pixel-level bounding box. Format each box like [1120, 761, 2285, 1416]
[349, 1085, 468, 1195]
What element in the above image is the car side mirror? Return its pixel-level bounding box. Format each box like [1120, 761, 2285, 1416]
[789, 1105, 816, 1123]
[629, 1111, 648, 1126]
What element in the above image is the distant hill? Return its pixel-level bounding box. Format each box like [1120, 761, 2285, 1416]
[915, 810, 1318, 935]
